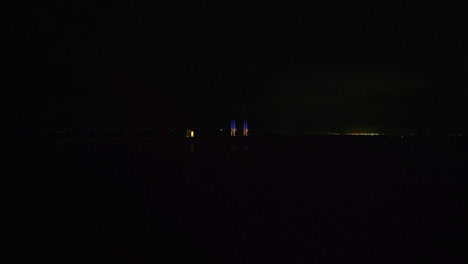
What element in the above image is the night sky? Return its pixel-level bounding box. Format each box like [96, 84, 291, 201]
[8, 1, 467, 132]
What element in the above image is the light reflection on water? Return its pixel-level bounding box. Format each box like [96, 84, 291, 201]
[1, 139, 85, 153]
[189, 144, 194, 156]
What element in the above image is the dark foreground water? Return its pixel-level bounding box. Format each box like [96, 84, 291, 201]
[5, 136, 468, 263]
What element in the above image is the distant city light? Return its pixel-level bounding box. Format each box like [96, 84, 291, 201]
[347, 133, 380, 136]
[186, 129, 194, 138]
[323, 132, 381, 136]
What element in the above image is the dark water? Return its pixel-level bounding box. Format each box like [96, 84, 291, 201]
[5, 136, 468, 263]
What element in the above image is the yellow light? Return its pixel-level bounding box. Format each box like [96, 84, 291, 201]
[190, 131, 194, 137]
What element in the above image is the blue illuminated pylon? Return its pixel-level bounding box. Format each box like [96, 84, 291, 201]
[243, 120, 248, 136]
[231, 120, 236, 136]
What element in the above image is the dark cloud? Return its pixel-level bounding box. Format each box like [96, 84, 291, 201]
[5, 1, 466, 132]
